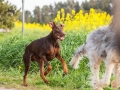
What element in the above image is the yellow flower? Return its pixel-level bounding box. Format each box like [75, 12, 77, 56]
[61, 8, 64, 13]
[72, 10, 75, 15]
[14, 8, 111, 32]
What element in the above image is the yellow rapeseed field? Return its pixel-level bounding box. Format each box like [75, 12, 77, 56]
[15, 8, 111, 31]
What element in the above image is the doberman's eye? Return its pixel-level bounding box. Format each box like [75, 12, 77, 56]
[54, 27, 61, 33]
[56, 29, 60, 32]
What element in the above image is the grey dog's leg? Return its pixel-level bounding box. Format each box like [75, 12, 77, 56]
[111, 63, 120, 89]
[89, 55, 102, 90]
[99, 58, 115, 88]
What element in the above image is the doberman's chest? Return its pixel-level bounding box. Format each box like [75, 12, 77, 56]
[46, 46, 59, 61]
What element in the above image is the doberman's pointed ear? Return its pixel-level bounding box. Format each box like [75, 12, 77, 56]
[48, 22, 56, 28]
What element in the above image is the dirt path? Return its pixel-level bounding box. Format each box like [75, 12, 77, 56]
[0, 87, 17, 90]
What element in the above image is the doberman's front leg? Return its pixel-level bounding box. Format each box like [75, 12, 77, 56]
[56, 54, 68, 75]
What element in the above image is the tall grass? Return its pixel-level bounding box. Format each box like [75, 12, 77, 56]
[0, 29, 87, 69]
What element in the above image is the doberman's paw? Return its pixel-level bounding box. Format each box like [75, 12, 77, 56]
[45, 81, 50, 84]
[23, 83, 28, 86]
[63, 73, 68, 77]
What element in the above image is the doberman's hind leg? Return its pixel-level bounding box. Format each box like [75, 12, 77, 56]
[38, 59, 50, 84]
[23, 51, 32, 86]
[40, 56, 52, 76]
[44, 65, 52, 76]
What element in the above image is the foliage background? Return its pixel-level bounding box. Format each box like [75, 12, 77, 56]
[0, 0, 20, 29]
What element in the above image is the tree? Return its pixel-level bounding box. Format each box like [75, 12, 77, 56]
[55, 0, 80, 14]
[100, 0, 112, 14]
[81, 0, 90, 11]
[18, 10, 34, 23]
[75, 1, 81, 13]
[19, 0, 81, 24]
[25, 10, 32, 23]
[0, 0, 20, 29]
[33, 6, 41, 23]
[41, 5, 53, 23]
[81, 0, 112, 14]
[18, 12, 22, 22]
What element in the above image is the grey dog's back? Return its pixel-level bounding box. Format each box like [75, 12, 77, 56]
[70, 25, 120, 69]
[85, 26, 117, 58]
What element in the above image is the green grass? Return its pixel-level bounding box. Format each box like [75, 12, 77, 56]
[0, 29, 116, 90]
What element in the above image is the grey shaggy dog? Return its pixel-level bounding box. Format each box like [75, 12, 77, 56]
[69, 25, 120, 90]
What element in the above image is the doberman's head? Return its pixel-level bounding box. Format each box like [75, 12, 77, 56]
[49, 22, 66, 41]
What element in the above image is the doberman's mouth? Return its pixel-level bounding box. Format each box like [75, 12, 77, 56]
[57, 36, 64, 41]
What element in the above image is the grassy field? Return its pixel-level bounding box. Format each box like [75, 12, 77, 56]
[0, 28, 115, 90]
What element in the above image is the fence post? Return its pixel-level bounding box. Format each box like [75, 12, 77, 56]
[22, 0, 25, 36]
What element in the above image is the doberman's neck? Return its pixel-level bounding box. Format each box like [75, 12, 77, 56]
[46, 31, 58, 43]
